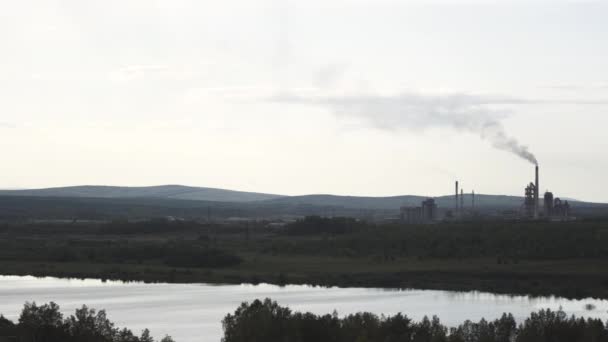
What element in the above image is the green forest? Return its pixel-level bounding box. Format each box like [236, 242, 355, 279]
[222, 298, 608, 342]
[1, 217, 608, 298]
[2, 300, 608, 342]
[0, 302, 174, 342]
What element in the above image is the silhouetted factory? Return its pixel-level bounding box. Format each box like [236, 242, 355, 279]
[522, 165, 570, 220]
[399, 164, 572, 224]
[523, 165, 540, 218]
[400, 198, 437, 224]
[454, 180, 475, 219]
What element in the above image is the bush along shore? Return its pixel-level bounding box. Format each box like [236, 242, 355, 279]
[2, 299, 608, 342]
[222, 298, 608, 342]
[0, 302, 174, 342]
[2, 217, 608, 299]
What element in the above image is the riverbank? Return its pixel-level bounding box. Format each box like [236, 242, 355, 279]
[1, 218, 608, 299]
[3, 297, 608, 342]
[2, 275, 608, 342]
[1, 256, 607, 299]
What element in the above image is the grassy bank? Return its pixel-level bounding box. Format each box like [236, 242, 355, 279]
[1, 218, 608, 299]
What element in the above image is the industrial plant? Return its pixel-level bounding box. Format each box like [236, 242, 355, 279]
[400, 198, 437, 224]
[521, 165, 571, 220]
[400, 164, 573, 223]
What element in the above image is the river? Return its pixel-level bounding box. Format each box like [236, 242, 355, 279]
[0, 275, 607, 341]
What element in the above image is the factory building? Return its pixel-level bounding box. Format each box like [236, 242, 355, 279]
[398, 164, 573, 223]
[400, 207, 422, 224]
[400, 198, 437, 224]
[523, 165, 540, 219]
[421, 198, 437, 221]
[522, 165, 571, 220]
[455, 181, 459, 215]
[452, 181, 476, 219]
[544, 191, 554, 216]
[552, 197, 571, 218]
[524, 182, 537, 218]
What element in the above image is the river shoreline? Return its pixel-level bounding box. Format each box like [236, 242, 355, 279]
[2, 275, 607, 342]
[2, 257, 608, 300]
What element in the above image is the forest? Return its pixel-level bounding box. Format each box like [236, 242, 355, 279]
[2, 300, 607, 342]
[1, 217, 608, 298]
[222, 298, 608, 342]
[0, 302, 174, 342]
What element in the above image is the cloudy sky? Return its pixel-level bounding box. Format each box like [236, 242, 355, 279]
[1, 0, 607, 201]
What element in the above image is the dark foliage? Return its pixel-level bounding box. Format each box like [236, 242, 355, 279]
[98, 219, 200, 235]
[278, 219, 608, 259]
[0, 239, 242, 269]
[0, 195, 368, 221]
[164, 244, 242, 268]
[2, 219, 608, 298]
[286, 216, 365, 235]
[222, 299, 608, 342]
[0, 302, 175, 342]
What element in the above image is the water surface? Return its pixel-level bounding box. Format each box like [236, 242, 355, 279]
[0, 275, 607, 342]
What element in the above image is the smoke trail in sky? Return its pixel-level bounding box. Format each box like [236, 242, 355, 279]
[272, 92, 538, 165]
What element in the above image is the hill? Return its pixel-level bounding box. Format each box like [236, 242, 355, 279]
[0, 185, 283, 203]
[263, 194, 534, 210]
[0, 185, 564, 209]
[1, 185, 606, 221]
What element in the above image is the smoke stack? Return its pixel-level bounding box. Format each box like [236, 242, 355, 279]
[460, 189, 464, 212]
[455, 181, 459, 214]
[472, 190, 475, 210]
[534, 165, 539, 219]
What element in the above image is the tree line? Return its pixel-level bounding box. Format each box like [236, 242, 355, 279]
[280, 216, 608, 259]
[222, 298, 608, 342]
[0, 239, 242, 269]
[0, 302, 174, 342]
[3, 300, 607, 342]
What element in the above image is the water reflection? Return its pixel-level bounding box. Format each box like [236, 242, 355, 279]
[0, 275, 606, 342]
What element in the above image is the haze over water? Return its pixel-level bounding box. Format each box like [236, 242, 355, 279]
[1, 276, 607, 342]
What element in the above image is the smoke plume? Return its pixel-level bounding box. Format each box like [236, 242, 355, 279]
[0, 122, 16, 129]
[272, 92, 538, 165]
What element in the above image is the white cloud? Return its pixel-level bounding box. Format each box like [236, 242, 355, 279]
[539, 82, 608, 90]
[313, 64, 348, 89]
[109, 64, 205, 82]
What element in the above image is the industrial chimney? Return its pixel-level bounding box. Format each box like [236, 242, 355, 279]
[460, 189, 464, 213]
[534, 165, 539, 219]
[472, 190, 475, 210]
[455, 181, 459, 215]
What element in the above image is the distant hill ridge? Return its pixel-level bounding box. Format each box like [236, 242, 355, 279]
[0, 185, 601, 210]
[0, 185, 284, 203]
[263, 194, 531, 210]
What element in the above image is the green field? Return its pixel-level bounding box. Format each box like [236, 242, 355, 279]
[1, 218, 608, 299]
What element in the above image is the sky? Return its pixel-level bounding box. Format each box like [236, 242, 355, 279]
[1, 0, 607, 201]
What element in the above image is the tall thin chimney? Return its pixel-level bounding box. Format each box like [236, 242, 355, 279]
[472, 190, 475, 210]
[460, 189, 464, 213]
[534, 165, 539, 219]
[455, 181, 459, 214]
